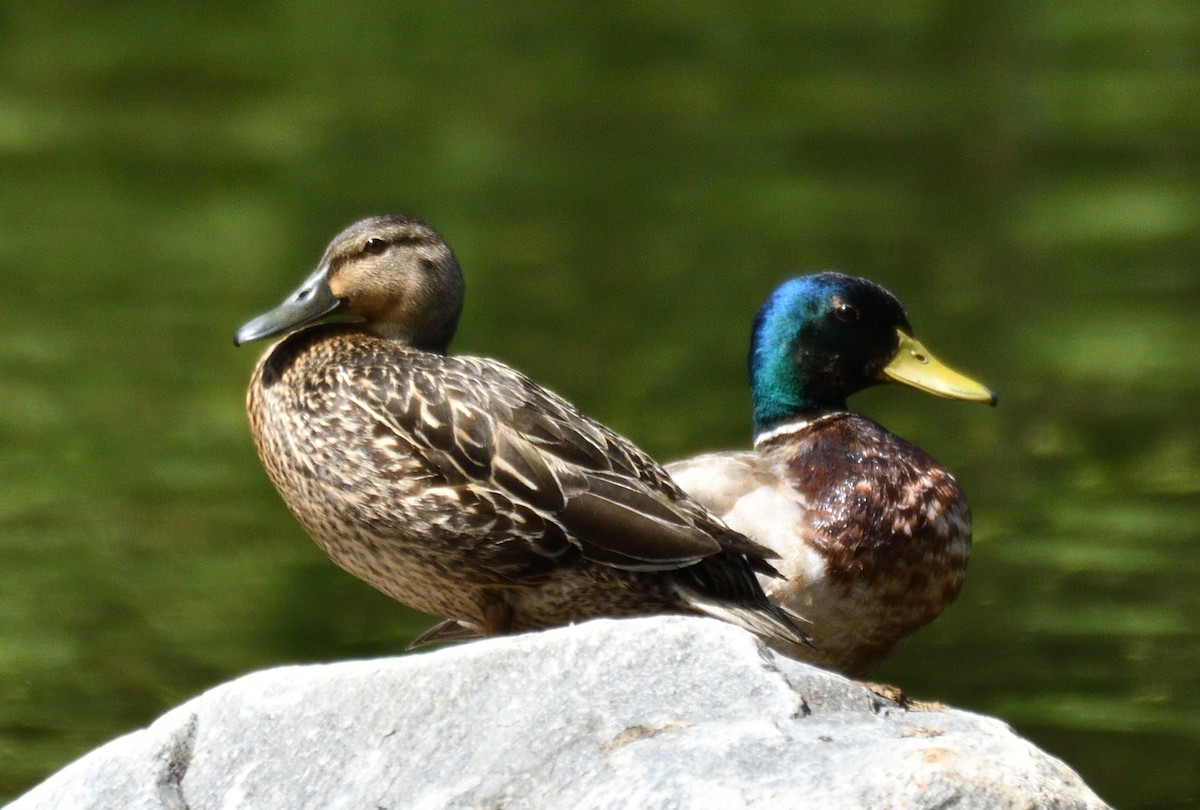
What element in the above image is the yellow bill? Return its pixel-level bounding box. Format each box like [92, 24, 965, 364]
[881, 330, 997, 406]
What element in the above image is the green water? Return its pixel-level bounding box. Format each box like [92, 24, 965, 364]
[2, 3, 1198, 807]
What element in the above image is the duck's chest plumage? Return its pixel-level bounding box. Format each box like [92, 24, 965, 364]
[246, 327, 575, 622]
[762, 415, 971, 673]
[670, 413, 972, 676]
[762, 415, 970, 581]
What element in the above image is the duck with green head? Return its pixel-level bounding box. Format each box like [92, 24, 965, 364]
[667, 272, 995, 677]
[233, 215, 809, 649]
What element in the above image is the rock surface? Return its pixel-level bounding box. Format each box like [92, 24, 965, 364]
[9, 616, 1109, 810]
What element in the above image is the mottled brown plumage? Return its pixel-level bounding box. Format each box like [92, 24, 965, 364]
[667, 273, 995, 676]
[234, 215, 808, 647]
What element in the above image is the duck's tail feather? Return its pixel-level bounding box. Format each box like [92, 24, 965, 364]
[674, 584, 812, 648]
[669, 549, 812, 648]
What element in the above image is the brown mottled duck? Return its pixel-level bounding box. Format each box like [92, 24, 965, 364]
[666, 273, 995, 676]
[233, 215, 808, 648]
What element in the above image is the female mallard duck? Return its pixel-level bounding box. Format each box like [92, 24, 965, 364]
[233, 215, 808, 648]
[666, 273, 996, 677]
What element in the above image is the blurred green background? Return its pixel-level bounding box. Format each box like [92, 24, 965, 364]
[1, 2, 1197, 807]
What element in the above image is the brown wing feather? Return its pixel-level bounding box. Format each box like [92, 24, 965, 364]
[364, 351, 773, 575]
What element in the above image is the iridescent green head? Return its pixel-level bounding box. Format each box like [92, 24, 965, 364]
[749, 272, 996, 434]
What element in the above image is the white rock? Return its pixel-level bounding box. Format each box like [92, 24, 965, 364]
[8, 616, 1110, 810]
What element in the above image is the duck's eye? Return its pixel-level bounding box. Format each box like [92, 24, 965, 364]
[832, 302, 859, 324]
[363, 237, 389, 255]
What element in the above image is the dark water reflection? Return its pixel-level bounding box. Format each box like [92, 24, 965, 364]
[1, 4, 1198, 807]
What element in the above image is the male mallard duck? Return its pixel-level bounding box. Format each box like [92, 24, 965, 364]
[666, 273, 995, 677]
[233, 215, 808, 648]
